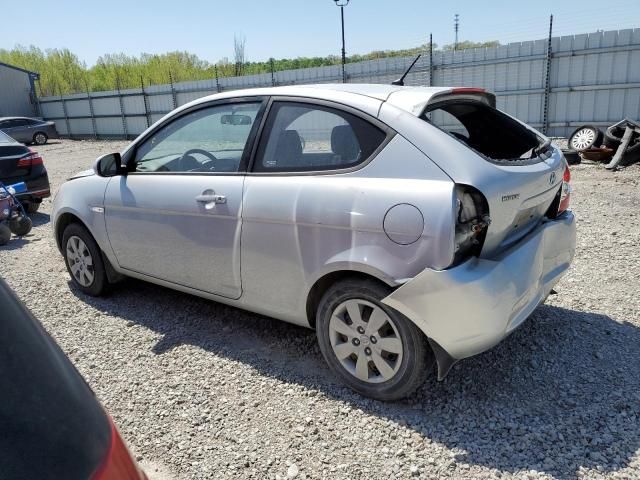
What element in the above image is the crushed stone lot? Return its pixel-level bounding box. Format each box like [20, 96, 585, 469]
[1, 139, 639, 480]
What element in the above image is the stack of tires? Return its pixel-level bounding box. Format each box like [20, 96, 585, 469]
[602, 120, 640, 166]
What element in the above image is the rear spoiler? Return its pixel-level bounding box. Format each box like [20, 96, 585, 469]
[385, 87, 497, 117]
[429, 88, 497, 109]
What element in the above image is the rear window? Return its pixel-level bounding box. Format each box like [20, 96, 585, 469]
[0, 145, 29, 157]
[0, 280, 111, 480]
[423, 100, 544, 163]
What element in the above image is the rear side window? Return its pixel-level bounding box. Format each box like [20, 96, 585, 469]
[254, 102, 386, 172]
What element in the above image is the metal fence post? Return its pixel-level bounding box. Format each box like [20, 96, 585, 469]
[60, 86, 72, 139]
[169, 71, 178, 109]
[116, 76, 129, 140]
[214, 65, 221, 93]
[141, 76, 151, 129]
[429, 33, 434, 87]
[542, 14, 554, 135]
[270, 58, 276, 86]
[85, 80, 98, 139]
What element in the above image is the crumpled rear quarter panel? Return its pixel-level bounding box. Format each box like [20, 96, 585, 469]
[239, 135, 456, 324]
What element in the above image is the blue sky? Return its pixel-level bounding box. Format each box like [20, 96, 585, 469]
[3, 0, 640, 66]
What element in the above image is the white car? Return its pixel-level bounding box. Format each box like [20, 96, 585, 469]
[52, 84, 576, 400]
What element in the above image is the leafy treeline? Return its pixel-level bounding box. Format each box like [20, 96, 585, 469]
[0, 40, 499, 96]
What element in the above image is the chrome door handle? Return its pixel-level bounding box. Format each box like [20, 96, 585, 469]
[195, 193, 227, 204]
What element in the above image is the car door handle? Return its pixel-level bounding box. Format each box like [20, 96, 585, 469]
[195, 193, 227, 204]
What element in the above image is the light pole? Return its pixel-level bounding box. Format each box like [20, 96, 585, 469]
[333, 0, 349, 83]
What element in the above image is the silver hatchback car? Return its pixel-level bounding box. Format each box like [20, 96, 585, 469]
[52, 84, 576, 400]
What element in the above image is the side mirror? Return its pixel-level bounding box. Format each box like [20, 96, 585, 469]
[93, 152, 123, 177]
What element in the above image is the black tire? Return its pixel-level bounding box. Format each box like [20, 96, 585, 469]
[33, 132, 48, 145]
[25, 202, 40, 214]
[8, 216, 32, 236]
[603, 127, 622, 150]
[61, 223, 109, 296]
[603, 125, 640, 165]
[0, 223, 10, 246]
[561, 149, 581, 165]
[316, 278, 434, 401]
[568, 125, 603, 151]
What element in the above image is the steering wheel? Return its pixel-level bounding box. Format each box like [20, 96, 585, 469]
[179, 148, 218, 171]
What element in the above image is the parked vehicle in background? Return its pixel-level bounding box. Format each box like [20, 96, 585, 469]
[0, 278, 147, 480]
[0, 116, 59, 145]
[52, 84, 576, 400]
[0, 130, 50, 213]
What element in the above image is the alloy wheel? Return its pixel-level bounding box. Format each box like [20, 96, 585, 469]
[328, 298, 403, 384]
[570, 128, 596, 150]
[66, 235, 95, 287]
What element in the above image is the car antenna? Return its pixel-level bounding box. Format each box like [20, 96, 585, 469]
[391, 54, 422, 86]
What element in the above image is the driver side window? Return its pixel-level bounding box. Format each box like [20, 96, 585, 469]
[133, 102, 261, 173]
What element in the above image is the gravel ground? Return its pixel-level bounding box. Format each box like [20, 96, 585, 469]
[1, 139, 639, 480]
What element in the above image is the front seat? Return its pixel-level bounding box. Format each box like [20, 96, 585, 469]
[331, 125, 360, 165]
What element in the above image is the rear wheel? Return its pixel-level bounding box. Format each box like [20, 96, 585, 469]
[316, 278, 433, 401]
[9, 216, 32, 236]
[33, 132, 48, 145]
[568, 125, 603, 151]
[25, 202, 40, 214]
[62, 223, 108, 296]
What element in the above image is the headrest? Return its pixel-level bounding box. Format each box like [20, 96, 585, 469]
[274, 130, 303, 166]
[331, 125, 359, 162]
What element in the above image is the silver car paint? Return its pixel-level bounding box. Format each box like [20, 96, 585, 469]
[378, 101, 566, 257]
[52, 84, 576, 368]
[383, 210, 576, 373]
[240, 135, 455, 325]
[103, 174, 244, 299]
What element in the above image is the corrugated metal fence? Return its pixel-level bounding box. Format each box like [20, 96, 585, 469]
[39, 27, 640, 139]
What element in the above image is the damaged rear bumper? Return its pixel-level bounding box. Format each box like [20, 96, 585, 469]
[382, 211, 576, 379]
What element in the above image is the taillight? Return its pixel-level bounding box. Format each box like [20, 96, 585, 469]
[92, 417, 146, 480]
[16, 149, 44, 168]
[453, 185, 491, 266]
[558, 164, 571, 214]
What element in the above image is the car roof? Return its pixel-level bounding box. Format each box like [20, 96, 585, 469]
[0, 117, 40, 122]
[181, 84, 457, 117]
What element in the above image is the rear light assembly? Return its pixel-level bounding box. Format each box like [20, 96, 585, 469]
[453, 185, 491, 265]
[16, 148, 44, 168]
[92, 417, 147, 480]
[557, 164, 571, 215]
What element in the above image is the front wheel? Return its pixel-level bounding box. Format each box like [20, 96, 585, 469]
[62, 223, 108, 296]
[316, 278, 433, 401]
[33, 132, 48, 145]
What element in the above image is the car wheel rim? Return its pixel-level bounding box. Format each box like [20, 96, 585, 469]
[328, 299, 403, 384]
[66, 236, 94, 287]
[571, 128, 595, 150]
[36, 134, 45, 144]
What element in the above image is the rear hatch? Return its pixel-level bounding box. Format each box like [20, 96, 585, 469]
[0, 133, 30, 181]
[416, 89, 565, 257]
